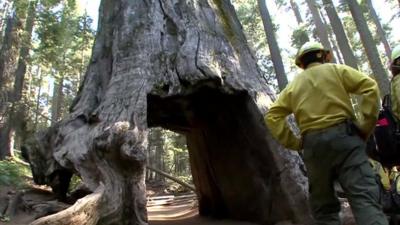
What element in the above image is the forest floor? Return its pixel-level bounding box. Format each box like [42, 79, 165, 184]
[0, 183, 258, 225]
[3, 181, 397, 225]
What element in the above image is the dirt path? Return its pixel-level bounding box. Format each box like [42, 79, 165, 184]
[150, 215, 257, 225]
[148, 201, 257, 225]
[0, 186, 257, 225]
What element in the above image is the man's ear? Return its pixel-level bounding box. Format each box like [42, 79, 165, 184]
[325, 51, 333, 62]
[395, 58, 400, 66]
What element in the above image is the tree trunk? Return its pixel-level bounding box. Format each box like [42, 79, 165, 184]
[13, 0, 36, 102]
[34, 66, 42, 129]
[322, 0, 359, 69]
[0, 1, 12, 46]
[305, 0, 335, 59]
[290, 0, 304, 24]
[28, 1, 312, 224]
[319, 11, 344, 64]
[0, 16, 17, 108]
[347, 0, 390, 95]
[364, 0, 392, 59]
[176, 134, 188, 176]
[148, 128, 165, 182]
[51, 75, 64, 124]
[257, 0, 288, 91]
[2, 0, 37, 155]
[0, 12, 23, 159]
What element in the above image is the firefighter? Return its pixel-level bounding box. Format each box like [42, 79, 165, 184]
[265, 41, 388, 225]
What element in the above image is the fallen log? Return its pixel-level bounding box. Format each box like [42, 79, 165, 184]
[147, 166, 195, 192]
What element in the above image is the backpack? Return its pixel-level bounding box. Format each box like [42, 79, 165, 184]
[367, 95, 400, 167]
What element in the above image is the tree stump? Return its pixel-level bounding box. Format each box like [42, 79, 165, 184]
[27, 0, 312, 224]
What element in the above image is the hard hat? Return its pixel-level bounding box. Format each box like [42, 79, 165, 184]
[391, 45, 400, 63]
[295, 41, 330, 67]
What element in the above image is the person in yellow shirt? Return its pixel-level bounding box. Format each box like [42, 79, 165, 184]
[265, 42, 388, 225]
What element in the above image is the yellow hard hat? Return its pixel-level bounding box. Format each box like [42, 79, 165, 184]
[391, 45, 400, 63]
[295, 41, 330, 67]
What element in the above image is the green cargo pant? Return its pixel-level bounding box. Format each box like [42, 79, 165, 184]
[303, 122, 388, 225]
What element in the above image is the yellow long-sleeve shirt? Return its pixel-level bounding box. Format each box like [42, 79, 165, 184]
[391, 74, 400, 120]
[265, 63, 380, 150]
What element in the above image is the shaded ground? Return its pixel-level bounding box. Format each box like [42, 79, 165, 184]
[0, 184, 59, 225]
[6, 182, 395, 225]
[0, 184, 259, 225]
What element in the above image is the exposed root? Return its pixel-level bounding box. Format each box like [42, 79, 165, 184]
[30, 185, 104, 225]
[5, 191, 23, 218]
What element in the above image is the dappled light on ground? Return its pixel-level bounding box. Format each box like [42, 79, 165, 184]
[147, 195, 257, 225]
[148, 203, 198, 220]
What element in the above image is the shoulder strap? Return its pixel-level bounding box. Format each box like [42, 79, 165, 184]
[382, 94, 400, 133]
[382, 94, 392, 110]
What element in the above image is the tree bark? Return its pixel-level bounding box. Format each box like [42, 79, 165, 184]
[0, 1, 12, 47]
[257, 0, 288, 91]
[34, 66, 42, 129]
[0, 12, 24, 159]
[364, 0, 392, 59]
[347, 0, 390, 96]
[305, 0, 334, 57]
[148, 128, 165, 182]
[28, 0, 312, 224]
[1, 0, 37, 157]
[319, 10, 344, 64]
[289, 0, 304, 24]
[13, 0, 36, 102]
[322, 0, 359, 69]
[51, 75, 64, 124]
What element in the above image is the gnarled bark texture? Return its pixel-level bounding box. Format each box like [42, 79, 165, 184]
[27, 0, 311, 225]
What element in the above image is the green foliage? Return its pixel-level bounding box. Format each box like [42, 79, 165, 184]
[30, 0, 95, 124]
[256, 53, 279, 92]
[147, 128, 192, 187]
[232, 0, 267, 51]
[69, 174, 82, 191]
[0, 158, 31, 188]
[232, 0, 282, 89]
[165, 175, 193, 193]
[337, 0, 393, 75]
[0, 215, 10, 222]
[162, 130, 190, 177]
[291, 26, 310, 49]
[13, 0, 29, 19]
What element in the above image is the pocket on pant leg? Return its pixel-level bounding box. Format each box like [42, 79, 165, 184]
[359, 162, 381, 186]
[356, 162, 381, 202]
[340, 160, 380, 201]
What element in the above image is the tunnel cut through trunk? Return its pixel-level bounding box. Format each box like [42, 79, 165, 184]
[147, 87, 295, 224]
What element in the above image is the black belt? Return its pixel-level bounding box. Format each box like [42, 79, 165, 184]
[303, 119, 358, 137]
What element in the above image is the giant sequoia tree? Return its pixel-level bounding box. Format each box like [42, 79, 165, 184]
[28, 0, 311, 225]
